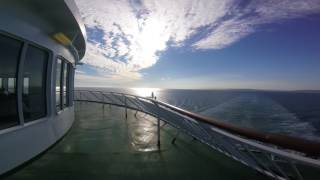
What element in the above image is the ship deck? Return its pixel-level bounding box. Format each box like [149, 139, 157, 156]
[5, 102, 270, 180]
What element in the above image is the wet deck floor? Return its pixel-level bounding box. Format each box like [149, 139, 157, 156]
[5, 102, 270, 180]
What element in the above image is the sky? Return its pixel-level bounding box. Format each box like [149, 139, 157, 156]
[74, 0, 320, 90]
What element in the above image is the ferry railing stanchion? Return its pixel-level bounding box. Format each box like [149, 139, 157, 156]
[79, 91, 82, 109]
[109, 99, 111, 108]
[150, 100, 161, 151]
[154, 101, 161, 150]
[101, 91, 105, 119]
[125, 96, 128, 119]
[157, 117, 161, 150]
[171, 129, 181, 145]
[245, 146, 276, 178]
[289, 160, 303, 180]
[262, 151, 290, 180]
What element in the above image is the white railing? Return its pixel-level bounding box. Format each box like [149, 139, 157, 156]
[74, 90, 320, 180]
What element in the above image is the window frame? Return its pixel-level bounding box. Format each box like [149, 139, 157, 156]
[56, 56, 72, 112]
[21, 44, 49, 122]
[0, 31, 52, 131]
[0, 32, 24, 129]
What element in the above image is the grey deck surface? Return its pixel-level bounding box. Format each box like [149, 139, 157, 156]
[5, 102, 270, 180]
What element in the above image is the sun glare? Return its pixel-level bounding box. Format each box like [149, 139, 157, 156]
[131, 87, 160, 97]
[130, 18, 167, 68]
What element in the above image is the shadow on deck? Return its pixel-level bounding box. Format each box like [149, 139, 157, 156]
[5, 102, 270, 180]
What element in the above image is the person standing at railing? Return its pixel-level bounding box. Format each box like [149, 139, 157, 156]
[151, 92, 157, 100]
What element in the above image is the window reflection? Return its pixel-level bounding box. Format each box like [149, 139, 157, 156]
[63, 63, 69, 107]
[8, 78, 15, 94]
[22, 45, 48, 122]
[0, 78, 2, 91]
[23, 77, 29, 95]
[0, 34, 22, 129]
[56, 59, 62, 110]
[56, 58, 71, 111]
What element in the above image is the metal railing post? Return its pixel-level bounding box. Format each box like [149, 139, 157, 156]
[153, 101, 161, 150]
[102, 92, 105, 119]
[157, 117, 161, 150]
[79, 91, 82, 109]
[125, 96, 128, 119]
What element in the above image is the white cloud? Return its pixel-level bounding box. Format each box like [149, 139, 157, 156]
[75, 69, 85, 74]
[75, 0, 320, 84]
[75, 71, 140, 87]
[194, 0, 320, 49]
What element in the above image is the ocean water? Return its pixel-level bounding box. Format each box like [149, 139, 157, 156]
[77, 87, 320, 141]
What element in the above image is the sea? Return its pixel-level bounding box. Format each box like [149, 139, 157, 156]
[77, 87, 320, 141]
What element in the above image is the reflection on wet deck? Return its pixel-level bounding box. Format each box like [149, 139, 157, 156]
[128, 112, 161, 152]
[5, 102, 270, 180]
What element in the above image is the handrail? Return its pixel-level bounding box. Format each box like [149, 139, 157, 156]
[155, 100, 320, 156]
[74, 90, 320, 180]
[74, 90, 320, 156]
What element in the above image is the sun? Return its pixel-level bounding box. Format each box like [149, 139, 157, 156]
[129, 18, 168, 67]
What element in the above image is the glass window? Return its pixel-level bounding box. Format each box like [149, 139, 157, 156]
[23, 77, 29, 95]
[63, 62, 69, 107]
[0, 78, 2, 90]
[8, 77, 16, 93]
[56, 59, 62, 110]
[69, 67, 74, 106]
[0, 34, 22, 129]
[22, 45, 48, 122]
[56, 58, 71, 111]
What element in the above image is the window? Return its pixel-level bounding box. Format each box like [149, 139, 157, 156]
[56, 59, 62, 110]
[56, 58, 71, 111]
[23, 77, 29, 95]
[8, 77, 16, 93]
[0, 33, 50, 129]
[22, 45, 48, 122]
[63, 62, 69, 107]
[0, 34, 22, 129]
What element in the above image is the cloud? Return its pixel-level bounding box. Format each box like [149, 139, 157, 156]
[75, 69, 85, 74]
[75, 70, 141, 87]
[75, 0, 320, 84]
[194, 0, 320, 49]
